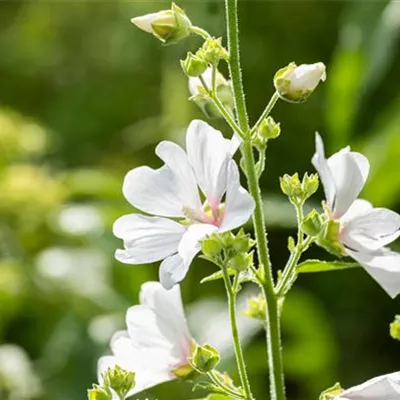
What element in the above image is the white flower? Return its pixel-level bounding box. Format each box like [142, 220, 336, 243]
[312, 133, 400, 297]
[274, 62, 326, 103]
[98, 282, 194, 398]
[114, 120, 254, 289]
[188, 67, 228, 97]
[335, 372, 400, 399]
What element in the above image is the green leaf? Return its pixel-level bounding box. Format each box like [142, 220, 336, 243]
[297, 260, 359, 274]
[200, 269, 235, 284]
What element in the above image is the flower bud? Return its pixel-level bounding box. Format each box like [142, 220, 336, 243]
[201, 234, 223, 258]
[228, 252, 253, 272]
[87, 385, 111, 400]
[274, 62, 326, 103]
[198, 37, 229, 65]
[102, 365, 135, 399]
[189, 68, 234, 119]
[231, 228, 255, 253]
[280, 173, 303, 199]
[302, 172, 319, 200]
[390, 315, 400, 341]
[189, 343, 220, 373]
[181, 52, 208, 77]
[242, 294, 266, 320]
[301, 210, 323, 237]
[131, 3, 192, 45]
[258, 116, 281, 140]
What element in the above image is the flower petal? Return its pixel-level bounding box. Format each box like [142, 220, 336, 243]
[131, 13, 158, 34]
[327, 147, 369, 218]
[186, 120, 233, 204]
[346, 248, 400, 298]
[159, 253, 188, 290]
[340, 199, 373, 223]
[138, 282, 192, 357]
[312, 133, 336, 210]
[113, 214, 185, 264]
[219, 161, 255, 232]
[178, 223, 218, 268]
[341, 208, 400, 252]
[338, 372, 400, 399]
[122, 140, 200, 218]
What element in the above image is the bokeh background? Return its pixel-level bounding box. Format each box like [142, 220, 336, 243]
[0, 1, 400, 399]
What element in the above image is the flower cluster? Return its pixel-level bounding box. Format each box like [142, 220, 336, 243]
[88, 3, 400, 400]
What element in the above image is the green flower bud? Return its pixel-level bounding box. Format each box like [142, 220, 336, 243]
[274, 62, 326, 103]
[228, 252, 253, 272]
[87, 385, 112, 400]
[199, 37, 229, 65]
[189, 343, 220, 373]
[390, 315, 400, 341]
[231, 229, 255, 253]
[242, 294, 266, 320]
[102, 365, 135, 399]
[319, 383, 344, 400]
[280, 173, 303, 199]
[258, 116, 281, 140]
[288, 236, 296, 253]
[201, 234, 224, 258]
[301, 209, 323, 237]
[181, 52, 208, 77]
[131, 3, 192, 45]
[302, 172, 319, 200]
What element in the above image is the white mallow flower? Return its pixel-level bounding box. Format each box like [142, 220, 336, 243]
[114, 120, 254, 289]
[312, 133, 400, 297]
[98, 282, 193, 397]
[334, 372, 400, 399]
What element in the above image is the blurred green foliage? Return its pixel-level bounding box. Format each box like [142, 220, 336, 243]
[0, 1, 399, 399]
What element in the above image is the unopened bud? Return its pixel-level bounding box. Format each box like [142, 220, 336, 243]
[87, 385, 111, 400]
[274, 62, 326, 103]
[301, 210, 323, 237]
[258, 116, 281, 140]
[189, 343, 220, 373]
[302, 172, 319, 200]
[231, 229, 255, 253]
[201, 234, 223, 258]
[280, 173, 302, 199]
[316, 219, 346, 257]
[242, 294, 266, 320]
[390, 315, 400, 341]
[188, 68, 234, 118]
[181, 52, 208, 77]
[199, 37, 229, 65]
[102, 365, 135, 399]
[228, 252, 253, 272]
[131, 3, 192, 45]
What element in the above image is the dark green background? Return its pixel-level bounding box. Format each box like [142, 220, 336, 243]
[0, 1, 399, 399]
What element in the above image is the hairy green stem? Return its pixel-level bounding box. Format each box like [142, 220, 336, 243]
[225, 0, 249, 133]
[221, 267, 253, 400]
[224, 1, 286, 399]
[250, 92, 280, 136]
[190, 25, 211, 39]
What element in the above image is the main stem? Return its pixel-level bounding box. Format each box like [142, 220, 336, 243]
[222, 268, 253, 400]
[225, 1, 285, 399]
